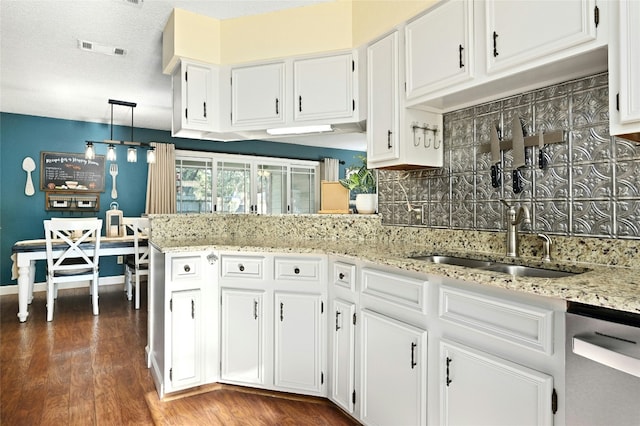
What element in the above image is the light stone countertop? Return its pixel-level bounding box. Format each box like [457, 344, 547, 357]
[150, 235, 640, 316]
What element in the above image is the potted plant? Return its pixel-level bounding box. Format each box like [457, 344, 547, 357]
[339, 155, 377, 214]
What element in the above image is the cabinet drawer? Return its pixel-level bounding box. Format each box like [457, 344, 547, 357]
[439, 286, 554, 355]
[221, 255, 265, 280]
[171, 256, 201, 281]
[361, 268, 428, 314]
[274, 257, 322, 282]
[333, 262, 356, 291]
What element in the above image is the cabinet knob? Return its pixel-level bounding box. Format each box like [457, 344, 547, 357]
[338, 272, 345, 280]
[294, 267, 300, 274]
[238, 264, 245, 272]
[183, 264, 191, 273]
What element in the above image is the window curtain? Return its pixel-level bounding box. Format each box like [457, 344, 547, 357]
[322, 158, 340, 181]
[145, 142, 176, 214]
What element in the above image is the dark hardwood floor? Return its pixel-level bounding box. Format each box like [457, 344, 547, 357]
[0, 284, 359, 425]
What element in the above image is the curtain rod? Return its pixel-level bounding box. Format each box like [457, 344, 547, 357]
[176, 147, 345, 164]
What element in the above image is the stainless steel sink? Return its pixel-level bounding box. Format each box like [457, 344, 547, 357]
[409, 255, 492, 269]
[481, 263, 576, 278]
[409, 254, 583, 278]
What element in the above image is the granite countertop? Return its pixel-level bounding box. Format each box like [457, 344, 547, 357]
[150, 236, 640, 316]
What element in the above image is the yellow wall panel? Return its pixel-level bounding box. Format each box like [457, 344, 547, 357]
[220, 2, 354, 64]
[351, 0, 436, 46]
[162, 8, 221, 73]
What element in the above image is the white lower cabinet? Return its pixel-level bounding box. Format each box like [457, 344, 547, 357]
[220, 288, 265, 385]
[440, 339, 554, 426]
[331, 298, 356, 414]
[148, 249, 219, 398]
[170, 289, 202, 389]
[218, 253, 327, 397]
[274, 292, 323, 393]
[360, 309, 427, 426]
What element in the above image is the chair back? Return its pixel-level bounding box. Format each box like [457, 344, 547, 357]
[123, 217, 149, 269]
[44, 219, 103, 277]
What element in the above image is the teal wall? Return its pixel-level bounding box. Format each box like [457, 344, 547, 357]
[0, 112, 363, 285]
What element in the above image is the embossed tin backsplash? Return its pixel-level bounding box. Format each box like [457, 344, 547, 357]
[378, 72, 640, 239]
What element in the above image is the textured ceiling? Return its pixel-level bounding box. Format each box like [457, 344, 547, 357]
[0, 0, 365, 150]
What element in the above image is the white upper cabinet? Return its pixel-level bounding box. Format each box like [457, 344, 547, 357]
[172, 60, 217, 136]
[485, 0, 600, 74]
[367, 31, 400, 165]
[367, 31, 444, 169]
[609, 0, 640, 141]
[293, 53, 355, 122]
[231, 62, 285, 128]
[405, 0, 474, 100]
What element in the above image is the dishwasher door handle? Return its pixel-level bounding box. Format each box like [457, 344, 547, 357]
[573, 333, 640, 378]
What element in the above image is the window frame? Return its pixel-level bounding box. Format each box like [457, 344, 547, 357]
[175, 150, 320, 215]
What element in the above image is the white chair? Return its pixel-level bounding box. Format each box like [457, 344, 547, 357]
[123, 217, 149, 310]
[44, 218, 103, 321]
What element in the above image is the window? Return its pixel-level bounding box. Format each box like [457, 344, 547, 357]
[176, 158, 212, 213]
[175, 151, 319, 215]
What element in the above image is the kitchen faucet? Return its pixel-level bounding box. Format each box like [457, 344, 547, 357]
[501, 200, 531, 257]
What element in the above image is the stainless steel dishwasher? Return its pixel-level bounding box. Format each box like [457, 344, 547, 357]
[565, 302, 640, 425]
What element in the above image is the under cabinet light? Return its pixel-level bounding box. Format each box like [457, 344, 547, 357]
[266, 124, 333, 136]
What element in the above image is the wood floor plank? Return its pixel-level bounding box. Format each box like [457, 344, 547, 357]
[1, 285, 360, 425]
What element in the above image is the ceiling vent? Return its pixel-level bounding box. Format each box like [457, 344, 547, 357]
[78, 39, 127, 56]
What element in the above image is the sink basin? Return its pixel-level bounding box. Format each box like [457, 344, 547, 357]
[408, 254, 583, 278]
[481, 263, 576, 278]
[409, 255, 492, 269]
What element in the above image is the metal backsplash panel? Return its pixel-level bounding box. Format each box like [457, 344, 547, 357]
[378, 72, 640, 239]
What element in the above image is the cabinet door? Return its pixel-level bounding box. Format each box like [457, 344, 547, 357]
[231, 63, 285, 127]
[221, 289, 265, 385]
[170, 289, 202, 390]
[182, 62, 213, 130]
[293, 53, 354, 122]
[616, 0, 640, 126]
[367, 32, 400, 164]
[405, 0, 473, 99]
[360, 310, 427, 426]
[486, 0, 598, 74]
[331, 299, 356, 414]
[441, 340, 554, 426]
[274, 292, 323, 393]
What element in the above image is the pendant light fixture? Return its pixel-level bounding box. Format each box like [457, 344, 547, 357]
[85, 142, 96, 160]
[127, 147, 137, 162]
[85, 99, 159, 164]
[106, 144, 117, 161]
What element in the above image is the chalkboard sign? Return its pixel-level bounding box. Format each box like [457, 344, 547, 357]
[40, 151, 105, 192]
